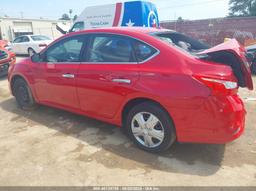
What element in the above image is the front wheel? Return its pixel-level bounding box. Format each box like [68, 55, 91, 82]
[126, 102, 176, 153]
[12, 78, 37, 110]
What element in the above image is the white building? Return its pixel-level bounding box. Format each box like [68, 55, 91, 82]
[0, 17, 71, 41]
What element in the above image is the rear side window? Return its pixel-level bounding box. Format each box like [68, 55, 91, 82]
[21, 36, 30, 42]
[133, 40, 158, 62]
[87, 35, 135, 63]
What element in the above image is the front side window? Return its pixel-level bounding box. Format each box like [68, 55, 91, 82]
[44, 36, 84, 63]
[87, 35, 135, 63]
[13, 37, 22, 43]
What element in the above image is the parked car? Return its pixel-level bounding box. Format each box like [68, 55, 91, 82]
[10, 35, 52, 56]
[0, 48, 16, 76]
[8, 28, 253, 152]
[0, 40, 12, 51]
[246, 44, 256, 74]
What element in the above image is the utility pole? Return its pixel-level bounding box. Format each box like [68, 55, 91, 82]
[20, 11, 24, 18]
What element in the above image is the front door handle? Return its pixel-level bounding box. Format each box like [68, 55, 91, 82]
[112, 79, 131, 84]
[62, 73, 75, 79]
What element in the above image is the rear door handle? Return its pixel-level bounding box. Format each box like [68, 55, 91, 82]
[112, 79, 131, 84]
[62, 73, 75, 79]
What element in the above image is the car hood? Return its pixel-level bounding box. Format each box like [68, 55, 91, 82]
[197, 39, 253, 90]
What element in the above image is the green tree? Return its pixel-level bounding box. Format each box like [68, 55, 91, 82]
[69, 9, 73, 19]
[229, 0, 256, 16]
[177, 17, 183, 22]
[60, 13, 70, 20]
[73, 15, 78, 21]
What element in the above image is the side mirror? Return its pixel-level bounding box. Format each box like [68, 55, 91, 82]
[31, 53, 41, 63]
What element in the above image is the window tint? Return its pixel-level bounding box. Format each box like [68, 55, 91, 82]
[87, 35, 135, 63]
[45, 36, 84, 63]
[133, 40, 157, 62]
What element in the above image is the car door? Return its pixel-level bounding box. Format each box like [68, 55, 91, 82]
[34, 35, 86, 110]
[11, 37, 23, 54]
[19, 36, 31, 54]
[76, 34, 140, 119]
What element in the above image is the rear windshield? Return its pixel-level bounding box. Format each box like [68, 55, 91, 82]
[152, 32, 210, 55]
[31, 35, 51, 41]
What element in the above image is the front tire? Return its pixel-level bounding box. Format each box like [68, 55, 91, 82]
[126, 102, 176, 153]
[12, 78, 37, 110]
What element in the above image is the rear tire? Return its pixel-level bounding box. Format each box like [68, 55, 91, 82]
[12, 78, 37, 110]
[125, 102, 176, 153]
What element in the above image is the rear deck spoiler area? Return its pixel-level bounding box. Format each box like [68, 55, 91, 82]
[197, 39, 253, 90]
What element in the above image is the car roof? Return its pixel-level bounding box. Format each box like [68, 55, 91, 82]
[15, 34, 47, 38]
[70, 27, 174, 36]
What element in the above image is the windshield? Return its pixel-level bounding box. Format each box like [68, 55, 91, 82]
[31, 35, 51, 41]
[70, 22, 84, 32]
[152, 32, 210, 55]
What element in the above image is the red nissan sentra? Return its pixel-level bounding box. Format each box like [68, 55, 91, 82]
[8, 28, 253, 152]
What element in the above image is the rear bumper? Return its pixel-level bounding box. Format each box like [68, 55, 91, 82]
[171, 94, 246, 144]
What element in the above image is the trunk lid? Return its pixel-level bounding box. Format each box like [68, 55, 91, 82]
[197, 39, 253, 90]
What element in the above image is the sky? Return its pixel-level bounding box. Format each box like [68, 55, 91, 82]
[0, 0, 230, 21]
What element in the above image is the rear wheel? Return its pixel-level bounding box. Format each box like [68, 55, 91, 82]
[125, 102, 176, 153]
[12, 78, 37, 110]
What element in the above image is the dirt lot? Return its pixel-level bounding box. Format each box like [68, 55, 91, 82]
[0, 57, 255, 186]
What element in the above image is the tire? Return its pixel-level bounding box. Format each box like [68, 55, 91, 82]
[125, 102, 176, 153]
[28, 48, 35, 57]
[12, 78, 37, 110]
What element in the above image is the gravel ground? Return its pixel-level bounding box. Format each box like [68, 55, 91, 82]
[0, 57, 255, 186]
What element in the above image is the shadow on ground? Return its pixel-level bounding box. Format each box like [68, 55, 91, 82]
[0, 76, 7, 82]
[0, 98, 226, 176]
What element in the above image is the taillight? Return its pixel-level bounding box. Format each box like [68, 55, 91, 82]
[39, 44, 47, 48]
[194, 76, 238, 96]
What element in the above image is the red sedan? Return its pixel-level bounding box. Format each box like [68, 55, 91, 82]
[8, 28, 253, 152]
